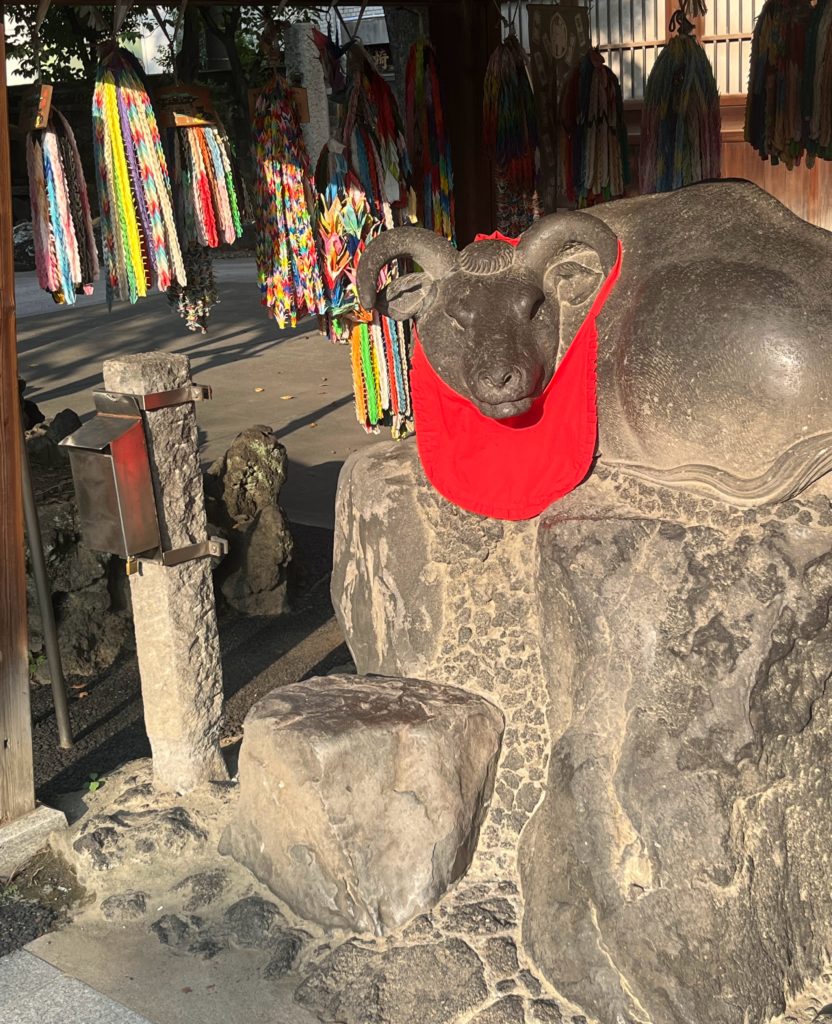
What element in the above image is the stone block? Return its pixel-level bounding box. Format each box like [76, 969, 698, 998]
[0, 805, 66, 878]
[220, 674, 504, 934]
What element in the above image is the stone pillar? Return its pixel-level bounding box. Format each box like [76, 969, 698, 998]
[103, 353, 227, 792]
[284, 22, 330, 170]
[384, 7, 427, 121]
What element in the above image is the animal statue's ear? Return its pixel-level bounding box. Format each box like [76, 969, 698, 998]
[376, 273, 434, 321]
[544, 243, 604, 307]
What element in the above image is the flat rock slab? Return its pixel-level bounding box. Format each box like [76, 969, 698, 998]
[0, 805, 66, 879]
[220, 675, 504, 934]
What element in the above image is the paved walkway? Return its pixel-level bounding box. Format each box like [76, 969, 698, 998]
[1, 950, 152, 1024]
[15, 259, 383, 529]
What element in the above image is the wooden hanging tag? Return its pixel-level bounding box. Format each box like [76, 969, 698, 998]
[155, 83, 215, 129]
[248, 87, 262, 122]
[290, 87, 310, 124]
[19, 83, 52, 133]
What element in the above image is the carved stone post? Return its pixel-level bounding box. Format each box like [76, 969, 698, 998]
[103, 353, 226, 792]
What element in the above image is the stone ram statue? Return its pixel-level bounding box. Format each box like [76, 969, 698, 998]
[357, 180, 832, 508]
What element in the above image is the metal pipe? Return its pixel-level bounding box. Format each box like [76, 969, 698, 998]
[19, 421, 73, 749]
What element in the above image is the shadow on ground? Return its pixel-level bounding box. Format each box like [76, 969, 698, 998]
[32, 523, 350, 802]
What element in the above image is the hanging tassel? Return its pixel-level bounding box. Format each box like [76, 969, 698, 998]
[93, 47, 185, 304]
[26, 107, 99, 304]
[483, 34, 539, 235]
[253, 75, 326, 329]
[640, 10, 722, 193]
[744, 0, 813, 169]
[405, 39, 455, 241]
[561, 49, 630, 207]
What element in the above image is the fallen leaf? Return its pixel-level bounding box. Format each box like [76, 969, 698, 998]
[310, 423, 318, 428]
[280, 395, 294, 400]
[254, 387, 265, 393]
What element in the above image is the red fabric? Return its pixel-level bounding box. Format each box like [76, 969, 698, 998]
[411, 237, 623, 521]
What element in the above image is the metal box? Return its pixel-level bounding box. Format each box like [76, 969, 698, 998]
[59, 393, 161, 559]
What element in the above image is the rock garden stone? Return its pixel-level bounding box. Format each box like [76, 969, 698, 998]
[294, 937, 487, 1024]
[471, 996, 526, 1024]
[72, 806, 207, 872]
[224, 895, 286, 948]
[100, 891, 148, 922]
[220, 674, 503, 934]
[205, 425, 293, 616]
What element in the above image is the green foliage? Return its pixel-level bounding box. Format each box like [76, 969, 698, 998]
[87, 773, 102, 793]
[6, 5, 151, 82]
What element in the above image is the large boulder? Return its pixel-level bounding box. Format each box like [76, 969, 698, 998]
[332, 439, 832, 1024]
[220, 674, 504, 935]
[205, 425, 293, 616]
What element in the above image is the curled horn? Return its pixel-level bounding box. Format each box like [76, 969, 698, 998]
[356, 227, 459, 310]
[515, 212, 619, 277]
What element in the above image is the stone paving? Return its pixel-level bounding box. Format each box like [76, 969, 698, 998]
[0, 950, 152, 1024]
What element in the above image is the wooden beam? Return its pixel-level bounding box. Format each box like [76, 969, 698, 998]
[0, 12, 36, 825]
[429, 0, 500, 246]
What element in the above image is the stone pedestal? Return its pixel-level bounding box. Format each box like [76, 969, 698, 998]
[103, 353, 226, 793]
[332, 439, 832, 1024]
[284, 23, 330, 169]
[221, 674, 504, 935]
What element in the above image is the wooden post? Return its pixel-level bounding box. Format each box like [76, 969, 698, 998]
[429, 0, 501, 246]
[0, 14, 37, 824]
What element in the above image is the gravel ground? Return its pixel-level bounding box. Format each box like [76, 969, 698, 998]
[2, 519, 350, 955]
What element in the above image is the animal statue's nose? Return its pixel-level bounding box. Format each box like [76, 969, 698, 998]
[482, 368, 517, 389]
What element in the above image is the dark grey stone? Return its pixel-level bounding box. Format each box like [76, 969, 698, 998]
[262, 929, 304, 978]
[100, 891, 148, 922]
[221, 675, 503, 934]
[172, 870, 228, 911]
[518, 970, 542, 997]
[224, 895, 286, 948]
[485, 936, 520, 977]
[294, 937, 487, 1024]
[45, 410, 82, 444]
[73, 808, 207, 872]
[150, 914, 191, 948]
[357, 181, 832, 508]
[444, 898, 517, 935]
[205, 426, 293, 616]
[529, 1002, 562, 1024]
[471, 996, 525, 1024]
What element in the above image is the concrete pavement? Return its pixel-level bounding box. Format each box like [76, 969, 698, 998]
[15, 259, 384, 529]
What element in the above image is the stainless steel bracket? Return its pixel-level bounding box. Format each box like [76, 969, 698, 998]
[93, 384, 212, 415]
[159, 536, 228, 567]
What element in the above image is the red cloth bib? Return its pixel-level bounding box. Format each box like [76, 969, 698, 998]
[411, 237, 622, 521]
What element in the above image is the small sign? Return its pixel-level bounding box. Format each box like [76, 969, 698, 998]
[290, 87, 309, 124]
[19, 83, 52, 133]
[154, 84, 215, 129]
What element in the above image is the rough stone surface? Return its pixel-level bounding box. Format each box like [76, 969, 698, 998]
[471, 996, 526, 1024]
[224, 895, 286, 948]
[485, 936, 520, 978]
[205, 426, 293, 616]
[103, 352, 226, 793]
[294, 937, 488, 1024]
[173, 870, 229, 911]
[0, 805, 67, 878]
[100, 891, 148, 922]
[220, 674, 504, 934]
[72, 806, 207, 873]
[332, 439, 832, 1024]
